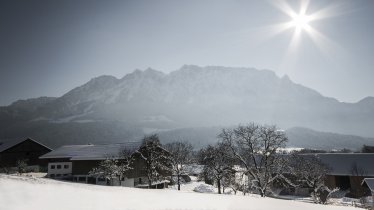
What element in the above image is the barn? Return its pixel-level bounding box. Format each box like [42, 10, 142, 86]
[0, 138, 52, 172]
[39, 142, 171, 188]
[319, 153, 374, 197]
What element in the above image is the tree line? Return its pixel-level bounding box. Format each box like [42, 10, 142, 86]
[90, 123, 334, 203]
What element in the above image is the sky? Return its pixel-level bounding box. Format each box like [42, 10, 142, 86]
[0, 0, 373, 105]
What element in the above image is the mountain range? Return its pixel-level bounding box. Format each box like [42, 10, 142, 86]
[0, 65, 373, 149]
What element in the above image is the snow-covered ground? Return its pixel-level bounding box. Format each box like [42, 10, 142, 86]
[0, 174, 359, 210]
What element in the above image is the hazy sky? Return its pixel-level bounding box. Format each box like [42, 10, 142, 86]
[0, 0, 373, 105]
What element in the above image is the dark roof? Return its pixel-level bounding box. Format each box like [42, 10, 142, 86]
[0, 138, 52, 153]
[362, 178, 374, 191]
[40, 142, 141, 160]
[314, 153, 374, 176]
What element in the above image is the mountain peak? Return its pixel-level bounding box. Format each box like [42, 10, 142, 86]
[129, 68, 164, 76]
[89, 75, 118, 83]
[144, 68, 165, 76]
[83, 75, 119, 89]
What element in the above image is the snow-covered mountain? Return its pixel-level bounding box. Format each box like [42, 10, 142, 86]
[0, 65, 373, 148]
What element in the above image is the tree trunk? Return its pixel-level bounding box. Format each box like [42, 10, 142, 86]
[217, 179, 221, 194]
[148, 179, 152, 189]
[177, 174, 181, 191]
[260, 190, 264, 197]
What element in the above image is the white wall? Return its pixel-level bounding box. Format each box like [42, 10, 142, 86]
[48, 162, 72, 178]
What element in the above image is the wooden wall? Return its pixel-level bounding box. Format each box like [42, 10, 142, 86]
[0, 139, 51, 167]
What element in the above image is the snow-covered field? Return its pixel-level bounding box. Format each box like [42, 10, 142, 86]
[0, 174, 359, 210]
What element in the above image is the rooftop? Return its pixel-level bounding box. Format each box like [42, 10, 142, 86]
[312, 153, 374, 176]
[362, 178, 374, 192]
[39, 142, 141, 160]
[0, 138, 51, 153]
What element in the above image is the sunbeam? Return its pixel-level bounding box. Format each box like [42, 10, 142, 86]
[269, 0, 347, 74]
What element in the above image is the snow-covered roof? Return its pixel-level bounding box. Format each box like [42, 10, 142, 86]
[40, 142, 141, 160]
[362, 178, 374, 192]
[315, 153, 374, 176]
[0, 138, 52, 153]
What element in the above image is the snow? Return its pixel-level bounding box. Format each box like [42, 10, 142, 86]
[0, 174, 358, 210]
[277, 147, 304, 153]
[193, 183, 216, 193]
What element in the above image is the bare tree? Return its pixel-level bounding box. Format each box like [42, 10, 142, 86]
[165, 141, 193, 190]
[219, 123, 288, 197]
[117, 149, 135, 180]
[89, 149, 134, 185]
[198, 143, 235, 194]
[221, 170, 242, 194]
[89, 159, 120, 185]
[288, 153, 335, 204]
[136, 134, 172, 188]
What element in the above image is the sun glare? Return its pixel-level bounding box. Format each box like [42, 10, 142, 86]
[290, 13, 311, 31]
[263, 0, 345, 75]
[269, 0, 341, 54]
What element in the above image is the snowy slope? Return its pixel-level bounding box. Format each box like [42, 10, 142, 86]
[0, 175, 357, 210]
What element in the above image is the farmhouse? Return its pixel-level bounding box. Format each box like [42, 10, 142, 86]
[39, 142, 170, 188]
[0, 138, 52, 172]
[318, 153, 374, 197]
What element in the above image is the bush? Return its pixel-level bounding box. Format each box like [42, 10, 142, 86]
[16, 159, 27, 174]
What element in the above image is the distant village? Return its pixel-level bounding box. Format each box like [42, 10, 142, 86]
[1, 123, 374, 208]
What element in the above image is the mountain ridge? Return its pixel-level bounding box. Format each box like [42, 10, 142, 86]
[0, 65, 373, 149]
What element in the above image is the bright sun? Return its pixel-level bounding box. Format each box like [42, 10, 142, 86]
[290, 13, 311, 31]
[267, 0, 343, 64]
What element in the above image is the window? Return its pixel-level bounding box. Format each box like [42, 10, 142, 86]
[57, 165, 61, 169]
[64, 165, 69, 169]
[50, 174, 55, 178]
[63, 174, 68, 176]
[56, 174, 61, 177]
[50, 165, 55, 169]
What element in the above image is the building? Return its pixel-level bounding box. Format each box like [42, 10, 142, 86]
[278, 153, 374, 198]
[318, 153, 374, 197]
[39, 142, 170, 188]
[0, 138, 52, 172]
[362, 178, 374, 209]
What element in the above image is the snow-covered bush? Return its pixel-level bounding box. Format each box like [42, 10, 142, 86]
[193, 183, 215, 193]
[16, 159, 27, 174]
[310, 186, 340, 204]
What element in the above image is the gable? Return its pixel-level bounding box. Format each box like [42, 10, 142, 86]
[0, 138, 52, 153]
